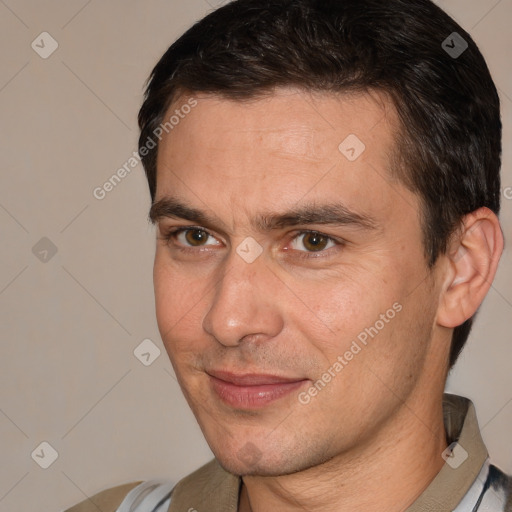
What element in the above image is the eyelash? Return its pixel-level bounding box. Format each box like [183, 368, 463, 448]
[159, 226, 343, 259]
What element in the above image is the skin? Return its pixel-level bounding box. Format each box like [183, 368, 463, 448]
[150, 88, 503, 511]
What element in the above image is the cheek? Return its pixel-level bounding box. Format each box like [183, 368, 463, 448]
[286, 268, 400, 351]
[284, 262, 428, 389]
[154, 262, 178, 333]
[153, 257, 207, 355]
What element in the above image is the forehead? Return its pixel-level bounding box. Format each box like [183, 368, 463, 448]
[159, 88, 398, 162]
[154, 88, 414, 227]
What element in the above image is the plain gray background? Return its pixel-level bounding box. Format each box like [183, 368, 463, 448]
[0, 1, 510, 511]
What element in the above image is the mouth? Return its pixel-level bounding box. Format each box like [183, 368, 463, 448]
[206, 370, 309, 409]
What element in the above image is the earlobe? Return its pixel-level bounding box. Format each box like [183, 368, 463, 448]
[437, 207, 504, 329]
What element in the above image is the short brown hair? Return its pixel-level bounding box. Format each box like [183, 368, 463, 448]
[138, 0, 502, 368]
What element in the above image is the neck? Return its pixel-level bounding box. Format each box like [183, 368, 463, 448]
[239, 391, 447, 512]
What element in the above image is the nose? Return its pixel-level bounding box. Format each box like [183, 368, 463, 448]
[202, 249, 284, 347]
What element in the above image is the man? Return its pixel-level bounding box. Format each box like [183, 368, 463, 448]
[65, 0, 511, 510]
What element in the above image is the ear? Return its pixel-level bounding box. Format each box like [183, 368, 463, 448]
[437, 207, 504, 329]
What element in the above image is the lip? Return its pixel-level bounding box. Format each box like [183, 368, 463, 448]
[207, 370, 308, 409]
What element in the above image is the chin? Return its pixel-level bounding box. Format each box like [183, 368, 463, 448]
[217, 457, 295, 478]
[212, 442, 326, 478]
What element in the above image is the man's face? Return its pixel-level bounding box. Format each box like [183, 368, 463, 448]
[152, 89, 446, 476]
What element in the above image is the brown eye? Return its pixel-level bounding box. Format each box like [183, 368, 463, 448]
[289, 231, 337, 254]
[302, 232, 330, 251]
[183, 229, 210, 246]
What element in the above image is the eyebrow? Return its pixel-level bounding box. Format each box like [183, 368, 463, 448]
[149, 196, 379, 233]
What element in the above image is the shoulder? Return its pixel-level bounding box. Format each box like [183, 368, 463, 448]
[172, 458, 239, 496]
[174, 458, 225, 487]
[169, 459, 240, 511]
[61, 464, 225, 512]
[62, 481, 144, 512]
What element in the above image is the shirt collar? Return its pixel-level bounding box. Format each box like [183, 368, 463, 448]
[405, 393, 488, 511]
